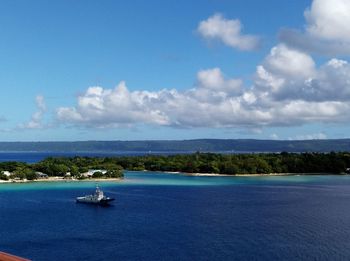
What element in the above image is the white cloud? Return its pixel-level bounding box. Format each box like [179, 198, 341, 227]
[197, 13, 260, 51]
[262, 44, 315, 79]
[56, 50, 350, 130]
[255, 45, 350, 102]
[57, 76, 350, 129]
[305, 0, 350, 42]
[289, 133, 327, 140]
[270, 133, 279, 140]
[57, 72, 266, 128]
[193, 68, 242, 103]
[57, 82, 170, 128]
[304, 59, 350, 101]
[19, 95, 47, 129]
[254, 44, 316, 100]
[280, 0, 350, 55]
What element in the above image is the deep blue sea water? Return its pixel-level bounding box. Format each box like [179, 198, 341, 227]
[1, 154, 350, 260]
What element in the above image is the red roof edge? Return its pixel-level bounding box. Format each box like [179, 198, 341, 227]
[0, 251, 31, 261]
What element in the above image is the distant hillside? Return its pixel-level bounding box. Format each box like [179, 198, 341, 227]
[0, 139, 350, 153]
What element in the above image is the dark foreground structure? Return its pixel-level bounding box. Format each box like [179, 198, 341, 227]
[0, 251, 30, 261]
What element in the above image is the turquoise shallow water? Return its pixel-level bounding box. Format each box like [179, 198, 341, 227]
[2, 171, 350, 260]
[0, 171, 348, 190]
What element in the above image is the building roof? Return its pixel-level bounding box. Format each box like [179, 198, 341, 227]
[0, 251, 30, 261]
[1, 171, 11, 176]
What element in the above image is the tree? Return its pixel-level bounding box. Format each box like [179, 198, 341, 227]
[106, 168, 123, 178]
[92, 171, 104, 178]
[13, 167, 36, 180]
[0, 173, 9, 180]
[70, 165, 80, 177]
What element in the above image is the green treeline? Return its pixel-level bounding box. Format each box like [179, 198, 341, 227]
[114, 152, 350, 174]
[1, 152, 350, 181]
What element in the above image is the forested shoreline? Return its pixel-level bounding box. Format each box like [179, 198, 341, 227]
[114, 152, 350, 174]
[0, 156, 124, 181]
[1, 152, 350, 181]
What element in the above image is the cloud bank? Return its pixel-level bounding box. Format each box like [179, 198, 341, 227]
[57, 44, 350, 129]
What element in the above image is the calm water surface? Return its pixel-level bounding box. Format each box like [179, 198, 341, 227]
[1, 160, 350, 260]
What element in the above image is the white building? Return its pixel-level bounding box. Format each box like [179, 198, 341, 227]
[35, 171, 49, 179]
[88, 169, 107, 176]
[1, 171, 11, 177]
[81, 169, 107, 178]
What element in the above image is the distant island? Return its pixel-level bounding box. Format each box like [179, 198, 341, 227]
[1, 152, 350, 182]
[1, 139, 350, 153]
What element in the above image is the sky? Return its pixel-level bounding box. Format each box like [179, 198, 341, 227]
[1, 0, 350, 141]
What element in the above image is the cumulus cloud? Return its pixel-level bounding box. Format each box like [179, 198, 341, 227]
[280, 0, 350, 55]
[305, 0, 350, 42]
[197, 13, 260, 51]
[57, 72, 257, 128]
[56, 77, 350, 129]
[304, 59, 350, 101]
[255, 45, 350, 103]
[194, 68, 242, 102]
[19, 95, 47, 129]
[262, 44, 315, 79]
[289, 133, 327, 140]
[254, 44, 316, 100]
[56, 44, 350, 130]
[57, 82, 170, 128]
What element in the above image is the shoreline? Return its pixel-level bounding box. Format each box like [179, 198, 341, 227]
[142, 170, 347, 177]
[0, 177, 122, 184]
[188, 173, 303, 177]
[1, 171, 348, 184]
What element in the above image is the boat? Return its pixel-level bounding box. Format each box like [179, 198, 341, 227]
[76, 185, 115, 205]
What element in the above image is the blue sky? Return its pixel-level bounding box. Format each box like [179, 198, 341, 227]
[1, 0, 350, 141]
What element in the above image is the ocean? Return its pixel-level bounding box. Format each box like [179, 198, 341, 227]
[1, 154, 350, 260]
